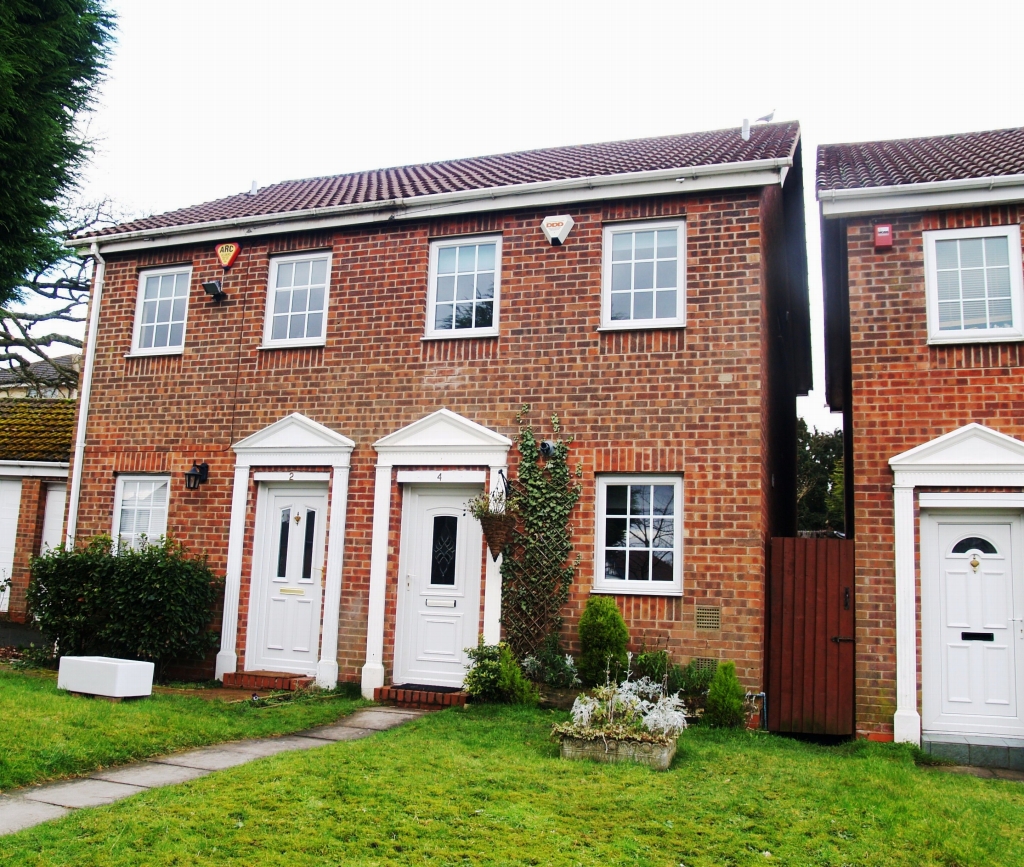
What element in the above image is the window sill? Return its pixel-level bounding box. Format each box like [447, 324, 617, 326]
[259, 340, 326, 351]
[597, 322, 686, 333]
[421, 331, 499, 342]
[124, 349, 184, 359]
[927, 332, 1024, 346]
[591, 583, 683, 597]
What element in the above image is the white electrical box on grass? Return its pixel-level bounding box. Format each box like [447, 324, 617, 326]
[58, 656, 154, 699]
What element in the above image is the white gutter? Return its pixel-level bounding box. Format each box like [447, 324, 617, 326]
[67, 157, 794, 254]
[64, 242, 104, 547]
[818, 172, 1024, 217]
[0, 460, 70, 479]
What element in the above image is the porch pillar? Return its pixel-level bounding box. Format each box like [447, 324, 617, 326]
[216, 462, 251, 681]
[361, 463, 392, 698]
[892, 481, 921, 745]
[317, 462, 351, 689]
[482, 463, 507, 644]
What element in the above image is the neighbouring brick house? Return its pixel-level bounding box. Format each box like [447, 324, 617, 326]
[819, 127, 1024, 760]
[0, 399, 75, 619]
[64, 123, 811, 697]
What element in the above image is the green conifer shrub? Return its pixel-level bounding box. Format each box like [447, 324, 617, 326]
[577, 596, 629, 685]
[703, 660, 748, 728]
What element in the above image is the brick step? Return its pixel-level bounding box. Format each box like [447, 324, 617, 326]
[374, 685, 468, 710]
[222, 671, 315, 691]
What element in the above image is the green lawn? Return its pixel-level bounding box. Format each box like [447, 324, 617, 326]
[2, 704, 1022, 866]
[0, 667, 365, 791]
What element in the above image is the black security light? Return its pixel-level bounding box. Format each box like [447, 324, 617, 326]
[202, 279, 226, 302]
[184, 460, 209, 490]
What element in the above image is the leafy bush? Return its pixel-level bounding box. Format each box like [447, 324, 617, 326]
[27, 536, 221, 677]
[551, 675, 687, 745]
[703, 660, 748, 728]
[634, 651, 717, 697]
[521, 633, 581, 688]
[464, 640, 538, 706]
[577, 596, 628, 685]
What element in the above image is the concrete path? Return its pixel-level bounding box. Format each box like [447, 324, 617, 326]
[0, 706, 422, 837]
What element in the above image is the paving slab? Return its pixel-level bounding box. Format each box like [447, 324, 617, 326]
[299, 725, 375, 742]
[225, 736, 328, 758]
[0, 798, 70, 835]
[151, 747, 257, 771]
[92, 762, 209, 788]
[345, 709, 422, 731]
[23, 779, 146, 809]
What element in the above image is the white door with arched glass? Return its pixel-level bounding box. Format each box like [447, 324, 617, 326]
[394, 486, 483, 688]
[249, 484, 328, 675]
[921, 512, 1024, 738]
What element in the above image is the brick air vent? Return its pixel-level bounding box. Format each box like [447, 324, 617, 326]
[695, 605, 721, 631]
[691, 657, 719, 674]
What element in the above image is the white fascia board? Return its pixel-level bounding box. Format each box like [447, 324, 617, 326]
[68, 159, 791, 254]
[0, 460, 70, 478]
[819, 173, 1024, 217]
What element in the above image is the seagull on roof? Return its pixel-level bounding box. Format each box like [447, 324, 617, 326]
[756, 110, 775, 123]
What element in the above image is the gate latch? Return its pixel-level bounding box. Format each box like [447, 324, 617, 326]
[830, 636, 855, 644]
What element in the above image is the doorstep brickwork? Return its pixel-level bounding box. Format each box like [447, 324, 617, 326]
[221, 671, 314, 691]
[374, 686, 467, 710]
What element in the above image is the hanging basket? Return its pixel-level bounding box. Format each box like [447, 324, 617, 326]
[478, 511, 516, 561]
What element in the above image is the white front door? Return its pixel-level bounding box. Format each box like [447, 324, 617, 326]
[249, 484, 328, 675]
[922, 512, 1024, 737]
[0, 479, 23, 613]
[40, 483, 67, 554]
[394, 485, 483, 687]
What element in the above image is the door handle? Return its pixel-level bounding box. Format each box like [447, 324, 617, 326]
[831, 636, 855, 644]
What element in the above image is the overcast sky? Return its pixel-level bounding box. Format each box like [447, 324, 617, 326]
[77, 0, 1024, 432]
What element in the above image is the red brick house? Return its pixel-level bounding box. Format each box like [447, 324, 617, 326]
[819, 127, 1024, 763]
[61, 123, 811, 698]
[0, 400, 75, 620]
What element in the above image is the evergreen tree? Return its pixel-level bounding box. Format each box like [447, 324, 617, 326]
[0, 1, 114, 303]
[796, 418, 844, 533]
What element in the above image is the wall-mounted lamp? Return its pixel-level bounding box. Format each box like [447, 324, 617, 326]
[184, 460, 209, 490]
[202, 280, 227, 303]
[538, 440, 557, 459]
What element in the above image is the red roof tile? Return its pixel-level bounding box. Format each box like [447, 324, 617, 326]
[817, 126, 1024, 192]
[80, 123, 800, 239]
[0, 399, 76, 463]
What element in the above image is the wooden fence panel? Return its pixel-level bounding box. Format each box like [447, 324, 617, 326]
[767, 537, 855, 735]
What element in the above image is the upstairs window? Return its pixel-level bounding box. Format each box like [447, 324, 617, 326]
[265, 253, 331, 347]
[924, 225, 1024, 344]
[426, 237, 501, 338]
[602, 220, 686, 329]
[131, 267, 191, 355]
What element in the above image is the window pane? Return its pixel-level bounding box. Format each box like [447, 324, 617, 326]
[656, 290, 677, 319]
[306, 312, 323, 337]
[606, 485, 628, 515]
[611, 233, 632, 261]
[657, 229, 677, 259]
[605, 550, 626, 580]
[959, 239, 983, 268]
[634, 261, 654, 291]
[960, 269, 985, 299]
[629, 485, 651, 515]
[988, 267, 1011, 297]
[634, 232, 655, 260]
[436, 275, 455, 303]
[652, 551, 674, 581]
[936, 270, 960, 302]
[168, 323, 183, 346]
[139, 325, 153, 348]
[633, 291, 653, 320]
[653, 485, 675, 515]
[605, 518, 627, 548]
[175, 273, 190, 294]
[628, 552, 650, 581]
[301, 509, 316, 580]
[171, 298, 187, 321]
[276, 263, 294, 288]
[457, 245, 476, 273]
[142, 300, 158, 324]
[310, 258, 327, 285]
[456, 274, 474, 301]
[475, 301, 493, 329]
[476, 272, 494, 299]
[629, 518, 650, 547]
[434, 304, 454, 330]
[437, 247, 457, 274]
[477, 243, 495, 271]
[272, 315, 288, 340]
[938, 302, 961, 331]
[985, 236, 1009, 267]
[274, 290, 290, 315]
[651, 518, 674, 548]
[962, 300, 987, 329]
[454, 302, 474, 329]
[989, 298, 1013, 328]
[291, 287, 308, 313]
[656, 260, 677, 289]
[610, 293, 631, 320]
[277, 509, 290, 577]
[157, 299, 172, 323]
[293, 260, 310, 286]
[935, 240, 959, 270]
[288, 314, 305, 339]
[308, 285, 325, 311]
[430, 515, 458, 585]
[154, 323, 169, 346]
[611, 263, 631, 292]
[144, 276, 160, 299]
[952, 536, 998, 554]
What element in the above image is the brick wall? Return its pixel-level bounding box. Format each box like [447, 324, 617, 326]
[70, 190, 800, 688]
[844, 205, 1024, 736]
[4, 478, 45, 622]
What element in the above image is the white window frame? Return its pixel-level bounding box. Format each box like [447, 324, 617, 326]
[112, 474, 170, 551]
[425, 235, 502, 339]
[263, 251, 332, 349]
[129, 266, 192, 356]
[593, 474, 683, 597]
[924, 224, 1024, 345]
[601, 219, 687, 331]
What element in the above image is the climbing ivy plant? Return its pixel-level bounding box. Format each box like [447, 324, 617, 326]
[500, 406, 582, 659]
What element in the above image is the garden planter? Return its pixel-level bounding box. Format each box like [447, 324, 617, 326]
[478, 512, 516, 560]
[559, 734, 677, 771]
[57, 656, 154, 700]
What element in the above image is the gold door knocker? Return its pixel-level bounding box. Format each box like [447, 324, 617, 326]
[970, 555, 980, 573]
[294, 513, 302, 524]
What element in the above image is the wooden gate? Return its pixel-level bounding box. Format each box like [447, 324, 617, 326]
[766, 537, 855, 735]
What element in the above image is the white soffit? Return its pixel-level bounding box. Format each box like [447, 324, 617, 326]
[374, 408, 512, 466]
[819, 174, 1024, 217]
[232, 412, 355, 461]
[889, 423, 1024, 476]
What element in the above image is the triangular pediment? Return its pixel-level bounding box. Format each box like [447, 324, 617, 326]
[374, 409, 512, 453]
[233, 413, 354, 454]
[889, 423, 1024, 469]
